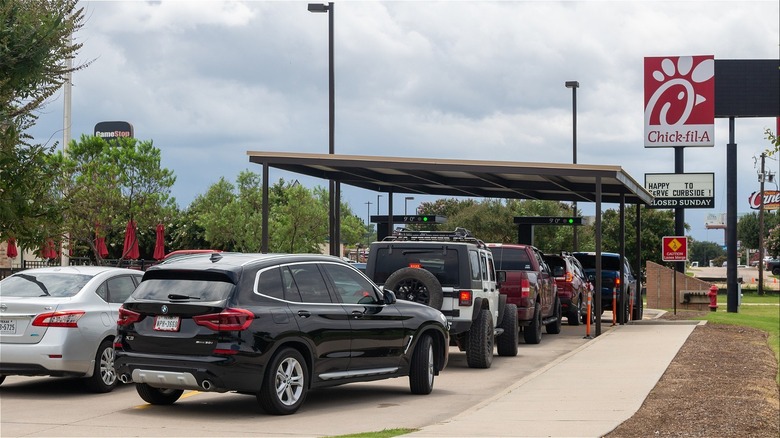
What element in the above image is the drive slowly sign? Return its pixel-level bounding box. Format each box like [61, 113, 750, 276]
[645, 172, 715, 208]
[644, 56, 715, 147]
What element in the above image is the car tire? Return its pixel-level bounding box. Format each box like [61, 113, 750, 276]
[546, 297, 562, 334]
[136, 383, 183, 405]
[258, 347, 308, 415]
[496, 304, 519, 357]
[85, 340, 119, 393]
[568, 295, 581, 326]
[773, 267, 780, 276]
[0, 375, 5, 386]
[523, 304, 542, 344]
[466, 309, 494, 369]
[409, 334, 435, 394]
[384, 268, 444, 310]
[632, 292, 644, 320]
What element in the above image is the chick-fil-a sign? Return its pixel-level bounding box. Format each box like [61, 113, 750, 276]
[644, 56, 715, 147]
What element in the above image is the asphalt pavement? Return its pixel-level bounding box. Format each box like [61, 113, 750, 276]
[405, 309, 701, 438]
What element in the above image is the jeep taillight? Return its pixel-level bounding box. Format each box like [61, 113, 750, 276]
[458, 290, 473, 306]
[193, 308, 254, 331]
[117, 306, 141, 326]
[32, 310, 84, 328]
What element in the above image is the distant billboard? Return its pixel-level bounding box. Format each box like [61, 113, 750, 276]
[644, 55, 715, 147]
[94, 121, 133, 141]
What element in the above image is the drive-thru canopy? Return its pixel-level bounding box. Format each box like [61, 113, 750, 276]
[247, 150, 654, 335]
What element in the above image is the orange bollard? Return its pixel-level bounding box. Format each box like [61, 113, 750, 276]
[584, 289, 593, 339]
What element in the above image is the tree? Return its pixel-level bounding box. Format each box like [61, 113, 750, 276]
[688, 239, 725, 267]
[0, 0, 88, 247]
[49, 135, 176, 261]
[599, 207, 679, 270]
[737, 211, 780, 251]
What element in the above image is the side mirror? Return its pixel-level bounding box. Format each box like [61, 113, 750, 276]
[383, 289, 397, 305]
[588, 274, 596, 282]
[496, 270, 507, 283]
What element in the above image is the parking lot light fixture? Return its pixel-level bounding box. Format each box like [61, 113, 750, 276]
[405, 196, 415, 215]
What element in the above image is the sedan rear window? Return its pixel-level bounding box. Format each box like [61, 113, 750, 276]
[0, 273, 92, 297]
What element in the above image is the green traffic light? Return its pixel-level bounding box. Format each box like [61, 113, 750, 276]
[568, 218, 574, 224]
[423, 216, 428, 222]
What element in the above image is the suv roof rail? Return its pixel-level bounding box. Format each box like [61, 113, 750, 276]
[383, 227, 487, 248]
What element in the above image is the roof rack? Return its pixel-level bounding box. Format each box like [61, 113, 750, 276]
[383, 227, 486, 248]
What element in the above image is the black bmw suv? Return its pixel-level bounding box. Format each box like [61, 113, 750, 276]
[114, 252, 449, 415]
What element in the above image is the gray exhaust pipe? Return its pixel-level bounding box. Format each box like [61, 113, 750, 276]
[119, 374, 131, 384]
[201, 380, 213, 390]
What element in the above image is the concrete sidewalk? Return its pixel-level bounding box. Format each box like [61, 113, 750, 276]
[406, 313, 701, 438]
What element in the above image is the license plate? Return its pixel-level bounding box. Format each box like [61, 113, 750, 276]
[0, 319, 16, 335]
[154, 315, 180, 332]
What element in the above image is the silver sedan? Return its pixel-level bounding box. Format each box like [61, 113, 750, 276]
[0, 266, 143, 392]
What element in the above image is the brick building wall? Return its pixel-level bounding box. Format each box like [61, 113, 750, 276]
[645, 261, 715, 311]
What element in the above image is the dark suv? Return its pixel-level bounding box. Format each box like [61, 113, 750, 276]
[114, 253, 449, 415]
[542, 253, 593, 326]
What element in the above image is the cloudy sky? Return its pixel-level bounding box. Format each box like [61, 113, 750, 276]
[30, 0, 779, 245]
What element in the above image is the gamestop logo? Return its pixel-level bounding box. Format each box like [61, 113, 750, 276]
[644, 56, 714, 147]
[749, 191, 780, 210]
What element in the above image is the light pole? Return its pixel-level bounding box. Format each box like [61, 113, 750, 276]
[565, 80, 579, 250]
[365, 201, 372, 225]
[308, 2, 339, 257]
[376, 194, 382, 215]
[405, 196, 415, 215]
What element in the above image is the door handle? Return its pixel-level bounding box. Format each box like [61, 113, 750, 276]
[297, 310, 311, 318]
[351, 310, 364, 318]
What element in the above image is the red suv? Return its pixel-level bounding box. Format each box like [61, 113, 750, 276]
[542, 253, 593, 326]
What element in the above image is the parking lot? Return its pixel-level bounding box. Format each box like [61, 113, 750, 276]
[1, 322, 605, 437]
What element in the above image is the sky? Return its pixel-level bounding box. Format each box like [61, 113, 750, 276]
[29, 0, 779, 246]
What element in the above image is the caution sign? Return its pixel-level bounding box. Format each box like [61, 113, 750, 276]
[662, 236, 688, 262]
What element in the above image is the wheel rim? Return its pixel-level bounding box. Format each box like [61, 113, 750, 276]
[395, 278, 430, 305]
[275, 357, 304, 407]
[99, 346, 116, 386]
[426, 344, 434, 386]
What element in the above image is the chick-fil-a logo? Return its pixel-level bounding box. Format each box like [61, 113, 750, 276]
[644, 56, 715, 147]
[749, 191, 780, 210]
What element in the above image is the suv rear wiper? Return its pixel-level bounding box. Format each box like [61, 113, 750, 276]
[167, 294, 201, 300]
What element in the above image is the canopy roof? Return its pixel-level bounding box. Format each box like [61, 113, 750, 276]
[247, 151, 653, 205]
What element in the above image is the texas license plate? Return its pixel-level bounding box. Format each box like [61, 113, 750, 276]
[0, 319, 16, 334]
[154, 315, 180, 332]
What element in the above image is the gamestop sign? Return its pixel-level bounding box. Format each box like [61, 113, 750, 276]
[644, 56, 715, 147]
[748, 191, 780, 210]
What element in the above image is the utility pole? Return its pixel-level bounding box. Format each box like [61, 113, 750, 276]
[758, 153, 766, 295]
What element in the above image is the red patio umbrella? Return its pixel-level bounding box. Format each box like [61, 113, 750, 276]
[95, 223, 109, 258]
[153, 223, 165, 260]
[6, 238, 18, 258]
[122, 220, 139, 259]
[40, 239, 57, 259]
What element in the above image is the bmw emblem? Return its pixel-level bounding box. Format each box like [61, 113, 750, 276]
[161, 305, 169, 314]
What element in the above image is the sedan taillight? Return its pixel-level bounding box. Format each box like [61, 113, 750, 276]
[193, 308, 254, 331]
[32, 310, 85, 328]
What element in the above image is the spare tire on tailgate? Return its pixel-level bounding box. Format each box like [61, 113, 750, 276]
[384, 267, 444, 310]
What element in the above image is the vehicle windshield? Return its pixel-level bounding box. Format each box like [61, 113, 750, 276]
[0, 273, 92, 297]
[372, 247, 460, 286]
[490, 247, 533, 271]
[132, 278, 235, 301]
[573, 254, 622, 271]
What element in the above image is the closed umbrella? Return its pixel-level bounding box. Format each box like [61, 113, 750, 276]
[153, 223, 165, 260]
[95, 223, 109, 258]
[122, 220, 139, 259]
[41, 239, 57, 259]
[6, 238, 17, 258]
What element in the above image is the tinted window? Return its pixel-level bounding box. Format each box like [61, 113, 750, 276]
[321, 263, 378, 305]
[106, 276, 139, 303]
[255, 267, 285, 301]
[289, 264, 332, 304]
[373, 247, 460, 286]
[573, 254, 623, 271]
[469, 250, 481, 281]
[133, 275, 235, 301]
[0, 273, 92, 298]
[490, 247, 532, 271]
